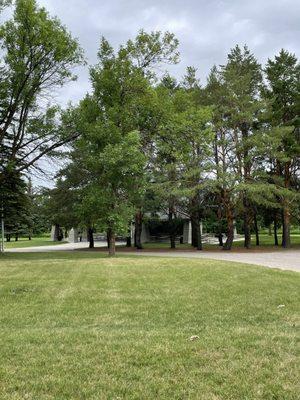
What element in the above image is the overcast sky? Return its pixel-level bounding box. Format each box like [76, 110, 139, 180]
[37, 0, 299, 107]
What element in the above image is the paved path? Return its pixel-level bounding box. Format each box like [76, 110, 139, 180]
[6, 242, 300, 272]
[6, 242, 112, 252]
[125, 250, 300, 273]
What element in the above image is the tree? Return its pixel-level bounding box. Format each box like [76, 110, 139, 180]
[124, 30, 180, 248]
[0, 0, 11, 12]
[0, 0, 84, 180]
[263, 50, 300, 248]
[203, 46, 263, 250]
[204, 64, 240, 250]
[154, 71, 213, 249]
[28, 187, 51, 236]
[0, 168, 30, 241]
[220, 45, 262, 249]
[43, 177, 81, 241]
[59, 36, 154, 255]
[79, 131, 146, 255]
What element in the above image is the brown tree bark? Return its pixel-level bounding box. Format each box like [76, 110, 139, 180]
[109, 232, 116, 256]
[191, 217, 197, 247]
[134, 211, 143, 249]
[217, 202, 223, 246]
[274, 213, 279, 246]
[191, 212, 202, 250]
[243, 196, 252, 249]
[190, 194, 202, 250]
[53, 224, 60, 241]
[281, 161, 291, 248]
[241, 122, 252, 249]
[254, 212, 259, 246]
[88, 227, 94, 249]
[168, 207, 176, 249]
[107, 229, 111, 249]
[223, 192, 234, 250]
[282, 206, 291, 248]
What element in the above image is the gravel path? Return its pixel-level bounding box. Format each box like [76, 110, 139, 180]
[6, 242, 300, 272]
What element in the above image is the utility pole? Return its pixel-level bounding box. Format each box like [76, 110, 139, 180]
[0, 203, 4, 253]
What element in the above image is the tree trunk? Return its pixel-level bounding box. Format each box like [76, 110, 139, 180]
[107, 229, 111, 249]
[282, 161, 291, 248]
[53, 224, 60, 241]
[191, 212, 202, 250]
[15, 233, 18, 241]
[218, 233, 223, 247]
[254, 212, 259, 246]
[126, 236, 131, 247]
[134, 211, 143, 249]
[223, 217, 234, 250]
[109, 232, 116, 256]
[170, 235, 176, 249]
[169, 209, 176, 249]
[190, 194, 202, 249]
[243, 197, 251, 249]
[282, 205, 291, 248]
[223, 196, 234, 250]
[88, 227, 94, 249]
[217, 203, 223, 246]
[6, 234, 11, 242]
[214, 134, 223, 248]
[241, 122, 252, 249]
[274, 213, 278, 246]
[57, 226, 63, 241]
[191, 217, 197, 247]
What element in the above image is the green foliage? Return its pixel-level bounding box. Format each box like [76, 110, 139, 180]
[126, 29, 180, 72]
[264, 49, 300, 125]
[78, 130, 146, 235]
[0, 0, 84, 175]
[0, 168, 31, 237]
[1, 4, 298, 249]
[0, 0, 11, 11]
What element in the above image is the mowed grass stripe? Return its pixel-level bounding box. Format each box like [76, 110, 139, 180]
[0, 253, 299, 399]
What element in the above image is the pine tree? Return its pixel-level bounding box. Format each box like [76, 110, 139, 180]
[263, 50, 300, 248]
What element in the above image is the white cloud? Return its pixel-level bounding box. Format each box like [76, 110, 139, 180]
[34, 0, 300, 106]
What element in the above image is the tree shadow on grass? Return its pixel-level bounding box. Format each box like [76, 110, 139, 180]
[0, 251, 109, 262]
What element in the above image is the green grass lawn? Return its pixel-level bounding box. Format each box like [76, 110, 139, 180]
[0, 252, 299, 399]
[3, 237, 67, 249]
[142, 233, 300, 250]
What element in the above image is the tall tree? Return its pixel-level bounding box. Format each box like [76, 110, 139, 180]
[125, 30, 180, 248]
[204, 46, 263, 250]
[154, 71, 213, 249]
[60, 35, 154, 255]
[0, 168, 30, 241]
[220, 45, 262, 248]
[0, 0, 84, 180]
[263, 50, 300, 248]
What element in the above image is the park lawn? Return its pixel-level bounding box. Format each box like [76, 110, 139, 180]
[3, 237, 67, 249]
[228, 233, 300, 248]
[142, 234, 300, 250]
[0, 252, 299, 399]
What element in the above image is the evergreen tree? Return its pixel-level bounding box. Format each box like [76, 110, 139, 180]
[263, 50, 300, 248]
